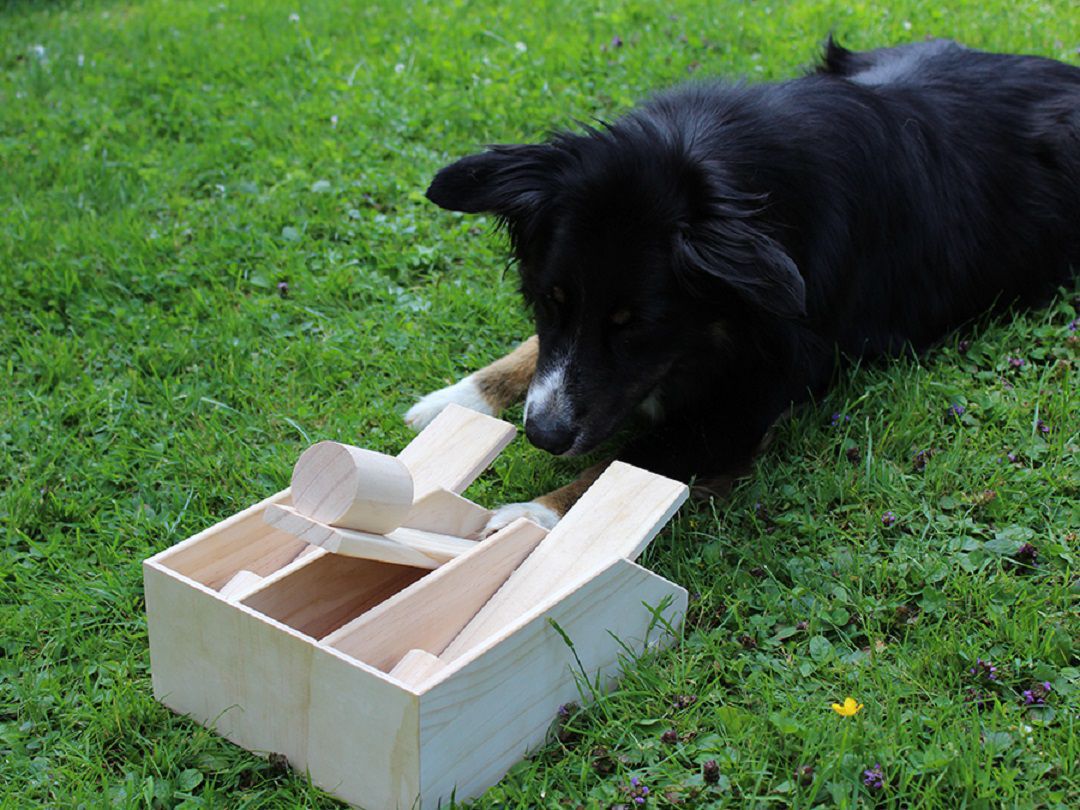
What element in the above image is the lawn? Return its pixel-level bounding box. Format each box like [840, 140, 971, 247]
[1, 0, 1077, 807]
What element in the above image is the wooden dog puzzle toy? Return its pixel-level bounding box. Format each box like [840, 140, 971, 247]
[144, 404, 690, 808]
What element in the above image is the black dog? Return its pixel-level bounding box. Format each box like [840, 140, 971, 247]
[409, 39, 1079, 529]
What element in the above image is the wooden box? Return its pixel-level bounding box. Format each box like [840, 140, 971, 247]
[144, 411, 688, 809]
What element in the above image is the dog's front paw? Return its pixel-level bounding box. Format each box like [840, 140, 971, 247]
[483, 501, 560, 536]
[405, 375, 493, 431]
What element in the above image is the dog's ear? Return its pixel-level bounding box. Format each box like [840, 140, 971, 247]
[675, 204, 806, 319]
[426, 145, 557, 221]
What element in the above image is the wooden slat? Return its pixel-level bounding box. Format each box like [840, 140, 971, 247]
[402, 487, 492, 538]
[217, 569, 263, 601]
[264, 504, 476, 569]
[396, 404, 516, 500]
[439, 462, 688, 663]
[390, 649, 449, 684]
[323, 518, 548, 672]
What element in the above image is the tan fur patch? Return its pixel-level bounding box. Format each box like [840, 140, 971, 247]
[535, 461, 609, 517]
[473, 335, 539, 412]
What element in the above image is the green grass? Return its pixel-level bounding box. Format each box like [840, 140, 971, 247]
[1, 1, 1077, 807]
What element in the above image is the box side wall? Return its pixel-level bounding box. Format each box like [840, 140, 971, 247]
[150, 488, 311, 590]
[417, 560, 687, 805]
[144, 563, 421, 809]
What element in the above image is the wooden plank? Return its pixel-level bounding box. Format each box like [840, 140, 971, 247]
[402, 487, 492, 538]
[323, 518, 548, 673]
[264, 504, 475, 569]
[217, 569, 263, 601]
[389, 649, 449, 684]
[439, 462, 688, 663]
[144, 561, 422, 809]
[150, 488, 311, 590]
[418, 557, 687, 805]
[240, 554, 427, 640]
[396, 404, 516, 500]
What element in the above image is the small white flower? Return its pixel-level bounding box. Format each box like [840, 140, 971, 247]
[394, 63, 405, 74]
[77, 53, 85, 67]
[330, 114, 339, 128]
[903, 20, 912, 31]
[515, 41, 527, 53]
[30, 44, 47, 60]
[288, 12, 299, 23]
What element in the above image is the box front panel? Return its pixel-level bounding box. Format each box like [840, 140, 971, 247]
[145, 564, 422, 808]
[417, 559, 687, 805]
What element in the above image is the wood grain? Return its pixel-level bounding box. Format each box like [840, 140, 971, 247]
[323, 517, 548, 672]
[397, 404, 516, 500]
[439, 462, 688, 662]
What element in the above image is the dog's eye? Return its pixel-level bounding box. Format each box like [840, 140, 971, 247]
[610, 309, 632, 326]
[548, 286, 566, 305]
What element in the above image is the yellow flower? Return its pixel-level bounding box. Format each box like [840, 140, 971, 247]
[831, 697, 864, 717]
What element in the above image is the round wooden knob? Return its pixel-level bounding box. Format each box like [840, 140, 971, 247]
[290, 442, 414, 534]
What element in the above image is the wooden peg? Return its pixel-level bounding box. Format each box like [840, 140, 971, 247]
[290, 441, 414, 534]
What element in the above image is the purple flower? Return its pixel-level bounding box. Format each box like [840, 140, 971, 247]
[1014, 543, 1038, 565]
[913, 448, 933, 471]
[703, 760, 721, 784]
[972, 656, 993, 682]
[958, 339, 971, 353]
[830, 411, 851, 427]
[1008, 356, 1025, 369]
[277, 280, 289, 298]
[1037, 419, 1050, 434]
[1022, 681, 1052, 705]
[948, 403, 966, 417]
[965, 687, 991, 711]
[881, 511, 897, 527]
[1007, 452, 1018, 463]
[862, 763, 884, 791]
[611, 35, 623, 48]
[1068, 319, 1078, 332]
[624, 776, 649, 804]
[970, 658, 998, 681]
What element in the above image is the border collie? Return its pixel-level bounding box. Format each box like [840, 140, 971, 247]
[407, 39, 1080, 532]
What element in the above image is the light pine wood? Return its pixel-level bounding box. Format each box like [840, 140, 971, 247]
[439, 462, 688, 663]
[323, 518, 548, 671]
[396, 404, 516, 500]
[418, 557, 688, 804]
[154, 488, 309, 590]
[403, 487, 492, 538]
[290, 442, 414, 533]
[263, 503, 475, 569]
[144, 561, 422, 809]
[217, 569, 263, 601]
[240, 552, 427, 639]
[389, 648, 449, 684]
[144, 408, 694, 809]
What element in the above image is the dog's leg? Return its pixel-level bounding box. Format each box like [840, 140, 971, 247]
[483, 461, 607, 534]
[405, 336, 538, 430]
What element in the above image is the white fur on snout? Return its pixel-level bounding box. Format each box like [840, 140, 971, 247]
[483, 501, 560, 536]
[405, 374, 492, 431]
[524, 356, 571, 427]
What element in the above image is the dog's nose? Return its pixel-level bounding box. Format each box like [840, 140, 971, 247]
[525, 415, 577, 456]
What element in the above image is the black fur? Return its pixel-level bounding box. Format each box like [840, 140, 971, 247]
[427, 39, 1080, 481]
